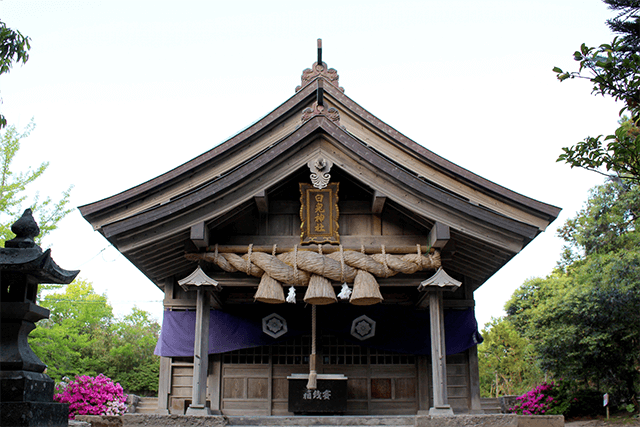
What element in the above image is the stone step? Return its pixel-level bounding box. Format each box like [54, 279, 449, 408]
[227, 415, 415, 427]
[135, 396, 159, 414]
[480, 397, 502, 414]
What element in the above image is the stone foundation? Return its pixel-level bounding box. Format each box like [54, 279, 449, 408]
[517, 415, 564, 427]
[74, 414, 564, 427]
[417, 415, 518, 427]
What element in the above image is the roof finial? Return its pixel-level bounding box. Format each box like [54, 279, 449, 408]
[296, 39, 344, 93]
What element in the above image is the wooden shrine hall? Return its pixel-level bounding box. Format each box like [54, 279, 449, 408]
[80, 40, 560, 417]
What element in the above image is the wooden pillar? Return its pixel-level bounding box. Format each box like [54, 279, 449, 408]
[207, 353, 222, 415]
[467, 345, 484, 414]
[464, 277, 483, 414]
[156, 278, 172, 414]
[417, 355, 431, 414]
[156, 356, 171, 414]
[186, 287, 211, 415]
[428, 290, 453, 415]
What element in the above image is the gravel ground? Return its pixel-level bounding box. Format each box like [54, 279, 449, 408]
[565, 419, 640, 426]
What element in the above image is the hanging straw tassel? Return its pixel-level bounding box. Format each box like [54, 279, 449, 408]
[304, 246, 337, 305]
[255, 244, 286, 304]
[350, 269, 383, 305]
[304, 274, 337, 305]
[307, 305, 318, 390]
[254, 274, 286, 304]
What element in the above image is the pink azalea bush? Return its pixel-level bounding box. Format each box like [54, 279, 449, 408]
[54, 374, 127, 419]
[510, 382, 557, 415]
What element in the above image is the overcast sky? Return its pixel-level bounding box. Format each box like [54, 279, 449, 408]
[1, 0, 620, 328]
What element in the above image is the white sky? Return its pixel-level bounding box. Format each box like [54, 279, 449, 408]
[1, 0, 619, 328]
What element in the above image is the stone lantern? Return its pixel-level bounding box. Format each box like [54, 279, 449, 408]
[0, 209, 79, 427]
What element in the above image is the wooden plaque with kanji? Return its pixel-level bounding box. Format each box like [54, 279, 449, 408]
[299, 182, 339, 245]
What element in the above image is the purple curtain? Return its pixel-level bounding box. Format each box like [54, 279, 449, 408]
[154, 304, 482, 357]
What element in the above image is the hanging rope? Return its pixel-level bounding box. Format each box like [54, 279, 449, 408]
[185, 245, 440, 287]
[307, 304, 318, 390]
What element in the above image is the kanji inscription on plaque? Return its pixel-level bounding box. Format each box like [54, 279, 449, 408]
[300, 182, 339, 245]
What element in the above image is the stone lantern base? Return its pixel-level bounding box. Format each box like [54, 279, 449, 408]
[0, 371, 68, 427]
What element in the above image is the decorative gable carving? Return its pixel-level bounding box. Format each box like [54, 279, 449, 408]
[301, 101, 341, 126]
[296, 62, 344, 93]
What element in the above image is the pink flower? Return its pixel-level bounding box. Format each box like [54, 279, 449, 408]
[55, 374, 126, 420]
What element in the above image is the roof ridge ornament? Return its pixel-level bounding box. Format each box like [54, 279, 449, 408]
[295, 39, 344, 93]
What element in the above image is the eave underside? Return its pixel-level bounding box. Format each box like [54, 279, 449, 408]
[87, 116, 550, 301]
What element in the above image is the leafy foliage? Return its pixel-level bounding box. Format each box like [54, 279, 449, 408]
[1, 122, 73, 246]
[554, 39, 640, 182]
[477, 317, 545, 397]
[603, 0, 640, 54]
[30, 279, 161, 395]
[0, 20, 31, 128]
[506, 180, 640, 409]
[54, 374, 127, 420]
[101, 308, 161, 394]
[31, 279, 114, 381]
[557, 180, 639, 263]
[553, 0, 640, 182]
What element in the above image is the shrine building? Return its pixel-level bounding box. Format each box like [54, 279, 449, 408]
[79, 41, 560, 417]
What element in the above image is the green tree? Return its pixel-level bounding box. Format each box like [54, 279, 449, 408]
[1, 122, 73, 246]
[30, 280, 161, 395]
[506, 181, 640, 407]
[1, 20, 31, 128]
[478, 317, 545, 397]
[554, 2, 640, 182]
[557, 180, 640, 262]
[103, 308, 161, 394]
[515, 254, 640, 404]
[31, 278, 114, 381]
[603, 0, 640, 54]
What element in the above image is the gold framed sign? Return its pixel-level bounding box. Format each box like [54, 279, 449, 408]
[300, 182, 339, 245]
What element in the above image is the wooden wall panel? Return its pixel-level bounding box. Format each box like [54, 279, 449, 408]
[347, 378, 368, 400]
[446, 355, 470, 414]
[248, 378, 268, 399]
[223, 378, 245, 399]
[221, 365, 270, 415]
[267, 214, 293, 236]
[272, 378, 288, 400]
[395, 377, 417, 399]
[371, 378, 392, 399]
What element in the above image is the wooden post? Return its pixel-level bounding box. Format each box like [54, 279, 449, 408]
[155, 356, 171, 414]
[417, 355, 431, 415]
[186, 287, 211, 415]
[428, 290, 453, 415]
[207, 354, 222, 415]
[467, 345, 484, 414]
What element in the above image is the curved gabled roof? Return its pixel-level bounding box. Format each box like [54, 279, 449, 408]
[80, 52, 560, 289]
